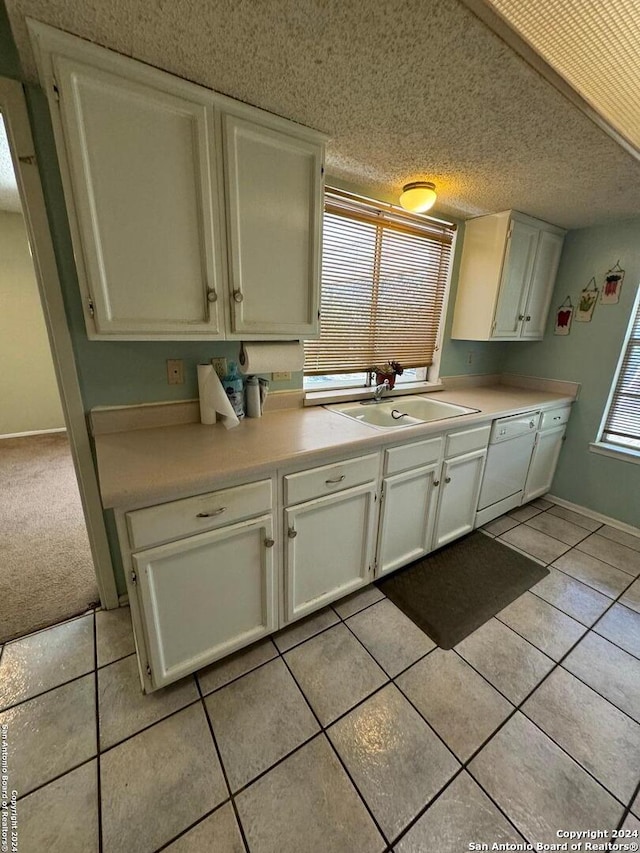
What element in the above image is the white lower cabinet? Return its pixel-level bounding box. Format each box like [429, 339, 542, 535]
[284, 482, 377, 621]
[432, 449, 487, 549]
[131, 515, 276, 689]
[377, 464, 439, 577]
[522, 425, 566, 503]
[522, 405, 570, 503]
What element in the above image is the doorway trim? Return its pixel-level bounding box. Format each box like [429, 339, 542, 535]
[0, 76, 118, 609]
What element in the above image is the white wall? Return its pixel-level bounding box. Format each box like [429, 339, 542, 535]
[0, 210, 64, 435]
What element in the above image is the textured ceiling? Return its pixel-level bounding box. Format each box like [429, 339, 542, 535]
[487, 0, 640, 155]
[5, 0, 640, 229]
[0, 115, 21, 213]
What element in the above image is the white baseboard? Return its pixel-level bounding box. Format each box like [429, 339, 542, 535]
[546, 494, 640, 538]
[0, 427, 66, 440]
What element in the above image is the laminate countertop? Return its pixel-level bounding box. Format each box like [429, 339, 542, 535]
[94, 385, 576, 509]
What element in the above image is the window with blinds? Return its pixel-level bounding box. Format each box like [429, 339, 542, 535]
[304, 189, 456, 379]
[600, 288, 640, 452]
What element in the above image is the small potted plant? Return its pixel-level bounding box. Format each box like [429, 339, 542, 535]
[372, 361, 404, 390]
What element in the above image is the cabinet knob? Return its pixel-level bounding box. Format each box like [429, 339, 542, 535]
[433, 480, 440, 487]
[196, 507, 226, 518]
[264, 537, 275, 548]
[206, 288, 217, 303]
[288, 527, 297, 539]
[525, 315, 531, 321]
[233, 290, 244, 303]
[518, 314, 524, 321]
[445, 476, 451, 484]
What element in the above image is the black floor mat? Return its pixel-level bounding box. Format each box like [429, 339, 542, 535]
[375, 531, 549, 649]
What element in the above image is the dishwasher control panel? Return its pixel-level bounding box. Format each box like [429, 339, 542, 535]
[489, 411, 540, 443]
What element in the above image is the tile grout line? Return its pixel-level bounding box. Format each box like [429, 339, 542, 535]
[194, 678, 252, 853]
[276, 644, 394, 848]
[498, 509, 640, 575]
[15, 756, 97, 804]
[152, 798, 234, 853]
[0, 607, 96, 648]
[617, 779, 640, 831]
[452, 617, 635, 810]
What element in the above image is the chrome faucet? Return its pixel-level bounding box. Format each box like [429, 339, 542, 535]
[373, 378, 390, 402]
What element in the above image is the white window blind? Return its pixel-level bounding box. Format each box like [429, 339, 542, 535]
[601, 290, 640, 451]
[304, 189, 456, 376]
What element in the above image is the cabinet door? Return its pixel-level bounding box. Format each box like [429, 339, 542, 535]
[284, 482, 376, 622]
[223, 114, 323, 338]
[433, 449, 486, 549]
[492, 220, 539, 339]
[523, 427, 566, 502]
[54, 57, 224, 339]
[376, 464, 439, 577]
[521, 230, 564, 339]
[132, 515, 276, 689]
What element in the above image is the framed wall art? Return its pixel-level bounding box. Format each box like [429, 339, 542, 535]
[576, 277, 598, 322]
[601, 262, 625, 304]
[554, 297, 574, 335]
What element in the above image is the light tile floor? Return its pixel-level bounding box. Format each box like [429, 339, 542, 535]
[0, 497, 639, 852]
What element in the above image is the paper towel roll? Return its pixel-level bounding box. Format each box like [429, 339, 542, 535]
[197, 364, 217, 424]
[239, 342, 304, 375]
[197, 364, 240, 429]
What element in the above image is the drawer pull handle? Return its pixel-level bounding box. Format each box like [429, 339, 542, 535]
[433, 480, 440, 487]
[196, 507, 227, 518]
[233, 289, 244, 303]
[288, 527, 297, 539]
[325, 475, 346, 485]
[445, 476, 451, 484]
[553, 416, 561, 420]
[264, 538, 275, 548]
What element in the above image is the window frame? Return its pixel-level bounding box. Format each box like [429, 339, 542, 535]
[591, 284, 640, 464]
[303, 187, 457, 400]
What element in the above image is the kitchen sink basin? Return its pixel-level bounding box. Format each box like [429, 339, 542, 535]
[328, 396, 479, 429]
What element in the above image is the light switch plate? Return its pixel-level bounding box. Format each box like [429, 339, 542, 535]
[272, 371, 291, 381]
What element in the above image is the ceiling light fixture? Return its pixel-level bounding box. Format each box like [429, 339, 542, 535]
[399, 181, 437, 213]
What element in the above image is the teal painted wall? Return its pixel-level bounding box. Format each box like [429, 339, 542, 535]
[503, 218, 640, 527]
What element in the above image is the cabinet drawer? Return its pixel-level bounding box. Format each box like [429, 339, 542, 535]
[445, 424, 491, 458]
[127, 479, 272, 550]
[385, 437, 443, 475]
[284, 453, 379, 506]
[540, 406, 571, 431]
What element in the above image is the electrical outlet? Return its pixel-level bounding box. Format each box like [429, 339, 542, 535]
[272, 371, 291, 381]
[211, 357, 227, 379]
[467, 351, 473, 365]
[166, 359, 184, 385]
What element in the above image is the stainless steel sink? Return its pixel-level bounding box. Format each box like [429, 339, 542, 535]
[328, 396, 479, 429]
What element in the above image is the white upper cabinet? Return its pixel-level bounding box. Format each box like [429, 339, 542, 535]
[451, 210, 565, 342]
[29, 21, 325, 341]
[223, 114, 322, 338]
[53, 57, 224, 338]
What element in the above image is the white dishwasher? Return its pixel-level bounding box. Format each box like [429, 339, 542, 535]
[476, 411, 540, 527]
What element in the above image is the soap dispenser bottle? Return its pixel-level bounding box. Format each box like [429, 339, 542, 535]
[223, 361, 245, 419]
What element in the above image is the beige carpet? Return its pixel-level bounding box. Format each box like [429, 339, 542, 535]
[0, 433, 99, 643]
